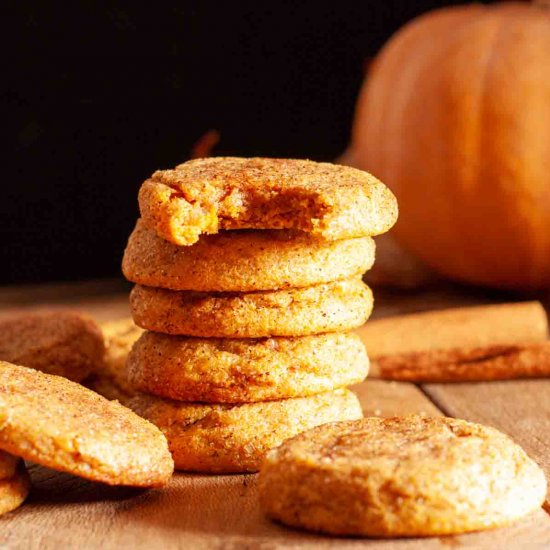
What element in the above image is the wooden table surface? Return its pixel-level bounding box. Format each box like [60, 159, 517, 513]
[0, 279, 549, 549]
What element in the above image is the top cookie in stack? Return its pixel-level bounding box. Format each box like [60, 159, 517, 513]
[136, 157, 397, 248]
[122, 157, 397, 473]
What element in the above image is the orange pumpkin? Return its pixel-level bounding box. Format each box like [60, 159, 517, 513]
[343, 2, 550, 289]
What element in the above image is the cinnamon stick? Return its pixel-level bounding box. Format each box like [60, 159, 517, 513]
[376, 342, 550, 382]
[357, 302, 549, 382]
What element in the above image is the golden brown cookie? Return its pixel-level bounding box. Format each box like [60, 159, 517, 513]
[85, 318, 143, 403]
[138, 157, 398, 246]
[0, 361, 173, 487]
[259, 415, 547, 537]
[129, 389, 363, 473]
[123, 219, 376, 292]
[0, 461, 30, 516]
[0, 311, 105, 382]
[127, 331, 368, 403]
[130, 278, 373, 338]
[0, 450, 20, 480]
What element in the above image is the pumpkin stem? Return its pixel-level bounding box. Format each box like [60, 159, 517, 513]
[190, 129, 220, 159]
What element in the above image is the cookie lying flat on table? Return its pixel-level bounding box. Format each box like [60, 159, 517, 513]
[0, 361, 173, 487]
[123, 219, 376, 292]
[259, 415, 547, 537]
[0, 457, 30, 516]
[130, 278, 373, 338]
[129, 389, 362, 473]
[127, 331, 368, 403]
[138, 157, 398, 246]
[0, 311, 104, 382]
[86, 318, 143, 403]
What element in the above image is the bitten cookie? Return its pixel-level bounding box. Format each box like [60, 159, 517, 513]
[130, 278, 373, 338]
[86, 318, 143, 403]
[138, 157, 397, 246]
[259, 415, 547, 537]
[0, 361, 173, 487]
[0, 460, 30, 516]
[128, 389, 363, 473]
[127, 331, 369, 403]
[0, 311, 105, 382]
[123, 219, 376, 292]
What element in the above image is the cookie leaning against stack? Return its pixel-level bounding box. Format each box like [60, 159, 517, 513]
[123, 157, 398, 473]
[0, 361, 173, 489]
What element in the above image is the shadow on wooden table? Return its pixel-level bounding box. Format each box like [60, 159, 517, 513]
[115, 472, 322, 544]
[26, 464, 143, 504]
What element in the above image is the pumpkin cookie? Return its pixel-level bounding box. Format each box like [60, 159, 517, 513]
[129, 389, 363, 473]
[0, 311, 105, 382]
[259, 415, 547, 537]
[86, 318, 143, 403]
[138, 157, 397, 246]
[123, 219, 376, 292]
[0, 461, 30, 516]
[127, 331, 368, 403]
[0, 450, 20, 480]
[130, 278, 373, 338]
[0, 361, 173, 487]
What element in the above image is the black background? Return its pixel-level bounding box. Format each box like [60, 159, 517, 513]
[3, 1, 491, 284]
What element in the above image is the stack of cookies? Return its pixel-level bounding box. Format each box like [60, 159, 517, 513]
[122, 157, 397, 473]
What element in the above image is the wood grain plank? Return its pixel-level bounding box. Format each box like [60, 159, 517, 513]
[0, 279, 128, 304]
[423, 380, 550, 511]
[352, 380, 442, 418]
